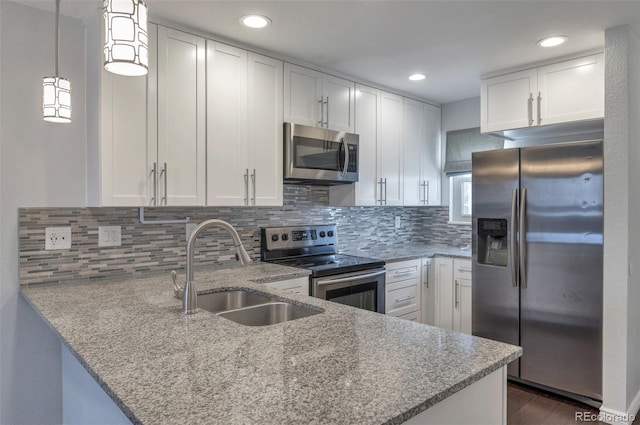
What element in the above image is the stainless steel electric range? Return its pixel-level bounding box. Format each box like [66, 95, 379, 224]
[261, 225, 386, 313]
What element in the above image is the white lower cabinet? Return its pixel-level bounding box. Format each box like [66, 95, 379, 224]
[433, 257, 472, 334]
[385, 259, 421, 321]
[262, 276, 309, 296]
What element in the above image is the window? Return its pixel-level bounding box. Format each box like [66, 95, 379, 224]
[450, 173, 472, 223]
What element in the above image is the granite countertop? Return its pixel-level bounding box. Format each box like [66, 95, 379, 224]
[340, 244, 471, 263]
[22, 261, 520, 425]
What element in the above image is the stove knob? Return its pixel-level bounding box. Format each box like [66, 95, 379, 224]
[327, 231, 334, 237]
[271, 234, 279, 242]
[281, 233, 289, 241]
[319, 231, 326, 238]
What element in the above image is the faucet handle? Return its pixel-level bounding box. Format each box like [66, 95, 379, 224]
[171, 270, 183, 299]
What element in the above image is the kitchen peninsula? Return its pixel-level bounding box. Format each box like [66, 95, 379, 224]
[22, 262, 521, 425]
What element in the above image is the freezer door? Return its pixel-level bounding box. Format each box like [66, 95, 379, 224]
[519, 140, 603, 400]
[472, 148, 520, 377]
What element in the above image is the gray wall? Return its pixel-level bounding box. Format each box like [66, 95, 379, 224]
[0, 2, 87, 423]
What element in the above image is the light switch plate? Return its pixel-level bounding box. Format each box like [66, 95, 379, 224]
[395, 216, 401, 228]
[99, 226, 121, 247]
[45, 227, 72, 250]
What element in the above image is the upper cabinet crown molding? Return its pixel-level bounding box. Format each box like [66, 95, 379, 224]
[481, 53, 604, 133]
[284, 63, 355, 132]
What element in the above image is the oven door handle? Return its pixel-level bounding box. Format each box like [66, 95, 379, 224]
[315, 269, 386, 286]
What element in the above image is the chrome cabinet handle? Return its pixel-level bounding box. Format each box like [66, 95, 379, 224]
[395, 295, 415, 303]
[528, 93, 534, 126]
[519, 188, 528, 288]
[378, 178, 384, 205]
[250, 169, 256, 205]
[151, 162, 157, 206]
[324, 96, 329, 127]
[244, 169, 249, 206]
[510, 188, 518, 287]
[160, 162, 168, 205]
[455, 280, 459, 308]
[537, 92, 542, 125]
[423, 263, 429, 288]
[394, 269, 415, 276]
[384, 178, 388, 205]
[317, 95, 324, 126]
[420, 180, 429, 205]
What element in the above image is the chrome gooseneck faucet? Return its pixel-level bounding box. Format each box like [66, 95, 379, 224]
[173, 219, 252, 315]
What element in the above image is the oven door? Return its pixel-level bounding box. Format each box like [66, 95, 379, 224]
[312, 268, 385, 313]
[284, 122, 358, 184]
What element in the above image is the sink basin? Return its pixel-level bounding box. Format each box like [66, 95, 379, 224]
[217, 302, 321, 326]
[198, 290, 272, 314]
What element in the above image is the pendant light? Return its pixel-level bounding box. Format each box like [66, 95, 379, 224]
[103, 0, 149, 76]
[42, 0, 71, 123]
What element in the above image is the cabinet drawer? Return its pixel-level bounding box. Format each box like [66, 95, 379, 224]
[453, 259, 472, 280]
[386, 260, 421, 284]
[386, 279, 419, 316]
[396, 310, 420, 322]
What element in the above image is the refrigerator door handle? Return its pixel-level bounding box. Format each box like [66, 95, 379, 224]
[511, 188, 519, 287]
[519, 187, 528, 288]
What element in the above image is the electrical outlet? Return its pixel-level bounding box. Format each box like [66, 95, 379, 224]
[395, 216, 401, 229]
[99, 226, 121, 247]
[45, 227, 72, 250]
[186, 223, 197, 241]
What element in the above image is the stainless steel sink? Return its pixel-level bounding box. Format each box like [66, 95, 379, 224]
[217, 302, 321, 326]
[198, 290, 272, 314]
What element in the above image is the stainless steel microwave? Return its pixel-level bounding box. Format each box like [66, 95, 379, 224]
[284, 122, 359, 185]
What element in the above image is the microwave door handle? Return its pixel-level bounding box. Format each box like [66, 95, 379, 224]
[340, 138, 349, 177]
[315, 269, 386, 286]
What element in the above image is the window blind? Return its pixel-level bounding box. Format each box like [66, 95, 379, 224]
[444, 127, 505, 175]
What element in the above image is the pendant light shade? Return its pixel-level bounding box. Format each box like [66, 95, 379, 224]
[103, 0, 148, 76]
[43, 77, 71, 123]
[43, 0, 71, 123]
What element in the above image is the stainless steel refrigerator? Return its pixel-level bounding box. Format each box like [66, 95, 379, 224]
[472, 140, 603, 403]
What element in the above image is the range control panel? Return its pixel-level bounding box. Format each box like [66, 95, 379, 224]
[262, 225, 338, 251]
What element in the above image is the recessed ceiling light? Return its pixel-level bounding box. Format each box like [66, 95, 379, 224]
[537, 36, 568, 48]
[240, 15, 271, 29]
[409, 73, 426, 81]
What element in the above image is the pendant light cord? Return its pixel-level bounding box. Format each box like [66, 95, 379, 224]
[54, 0, 60, 75]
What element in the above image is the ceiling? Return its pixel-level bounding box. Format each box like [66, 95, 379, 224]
[14, 0, 640, 105]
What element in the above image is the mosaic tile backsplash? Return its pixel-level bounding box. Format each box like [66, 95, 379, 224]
[19, 186, 471, 285]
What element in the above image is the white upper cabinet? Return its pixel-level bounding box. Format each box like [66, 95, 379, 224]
[536, 54, 604, 126]
[378, 91, 404, 206]
[246, 53, 283, 206]
[284, 63, 355, 132]
[206, 42, 283, 206]
[157, 27, 206, 206]
[403, 98, 442, 206]
[481, 53, 604, 133]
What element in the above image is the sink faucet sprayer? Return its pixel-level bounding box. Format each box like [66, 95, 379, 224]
[171, 219, 252, 315]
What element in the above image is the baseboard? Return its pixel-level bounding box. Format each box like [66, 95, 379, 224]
[599, 390, 640, 425]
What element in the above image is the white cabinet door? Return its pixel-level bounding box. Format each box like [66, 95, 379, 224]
[284, 63, 322, 127]
[378, 91, 404, 206]
[421, 258, 436, 326]
[247, 53, 283, 206]
[422, 103, 441, 205]
[453, 259, 472, 334]
[434, 257, 454, 330]
[323, 74, 355, 132]
[206, 42, 248, 206]
[481, 69, 537, 133]
[98, 24, 157, 207]
[537, 53, 604, 126]
[157, 27, 206, 206]
[353, 84, 380, 206]
[402, 98, 423, 206]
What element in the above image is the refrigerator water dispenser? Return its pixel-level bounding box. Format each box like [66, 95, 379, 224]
[477, 218, 508, 267]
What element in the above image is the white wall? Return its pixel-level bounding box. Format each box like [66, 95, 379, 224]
[601, 25, 640, 423]
[440, 97, 481, 205]
[0, 2, 87, 423]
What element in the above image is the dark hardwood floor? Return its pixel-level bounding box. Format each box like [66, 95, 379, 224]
[508, 382, 608, 425]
